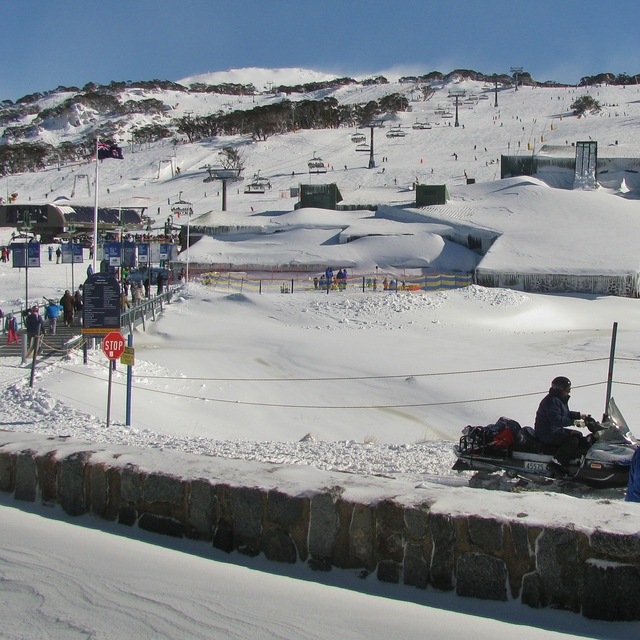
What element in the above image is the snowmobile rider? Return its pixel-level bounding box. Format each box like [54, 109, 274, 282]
[534, 376, 590, 475]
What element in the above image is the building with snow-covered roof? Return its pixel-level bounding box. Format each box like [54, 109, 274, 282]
[0, 203, 147, 242]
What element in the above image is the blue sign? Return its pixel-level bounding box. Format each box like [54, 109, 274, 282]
[105, 242, 121, 267]
[10, 242, 40, 267]
[62, 242, 83, 264]
[73, 243, 84, 263]
[122, 241, 136, 268]
[62, 242, 73, 264]
[137, 244, 149, 265]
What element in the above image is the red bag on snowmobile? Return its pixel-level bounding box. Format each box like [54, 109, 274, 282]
[493, 427, 515, 447]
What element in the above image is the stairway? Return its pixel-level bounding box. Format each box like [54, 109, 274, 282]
[0, 323, 83, 360]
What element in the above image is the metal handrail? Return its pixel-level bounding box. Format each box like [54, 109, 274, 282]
[120, 287, 175, 334]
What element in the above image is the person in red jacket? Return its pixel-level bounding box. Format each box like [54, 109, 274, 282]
[6, 313, 19, 344]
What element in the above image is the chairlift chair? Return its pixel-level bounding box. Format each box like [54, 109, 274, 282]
[244, 171, 270, 194]
[355, 143, 370, 152]
[351, 130, 366, 143]
[244, 182, 266, 194]
[386, 126, 406, 138]
[308, 153, 327, 174]
[412, 120, 432, 130]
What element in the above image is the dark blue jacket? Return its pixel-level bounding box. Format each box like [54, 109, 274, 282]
[626, 447, 640, 502]
[25, 312, 44, 335]
[534, 388, 581, 444]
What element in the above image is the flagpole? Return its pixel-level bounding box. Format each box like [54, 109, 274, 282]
[92, 137, 99, 274]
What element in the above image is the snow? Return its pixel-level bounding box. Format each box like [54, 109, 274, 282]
[7, 498, 634, 640]
[3, 69, 640, 636]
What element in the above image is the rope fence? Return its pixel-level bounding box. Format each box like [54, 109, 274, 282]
[200, 271, 473, 294]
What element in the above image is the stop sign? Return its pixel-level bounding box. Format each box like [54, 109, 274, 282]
[102, 331, 126, 360]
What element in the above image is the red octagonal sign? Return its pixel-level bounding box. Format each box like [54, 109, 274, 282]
[102, 331, 126, 360]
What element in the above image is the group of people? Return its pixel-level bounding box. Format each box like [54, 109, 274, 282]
[121, 281, 145, 309]
[1, 246, 10, 263]
[314, 267, 349, 291]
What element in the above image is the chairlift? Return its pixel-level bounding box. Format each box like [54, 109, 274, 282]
[479, 94, 489, 100]
[244, 182, 266, 194]
[355, 143, 370, 152]
[441, 111, 454, 118]
[386, 126, 406, 138]
[351, 130, 366, 143]
[244, 170, 271, 194]
[171, 198, 193, 218]
[308, 152, 327, 174]
[412, 120, 432, 130]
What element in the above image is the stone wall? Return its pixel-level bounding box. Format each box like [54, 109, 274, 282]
[1, 433, 640, 621]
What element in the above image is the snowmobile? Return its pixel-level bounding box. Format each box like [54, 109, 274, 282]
[452, 398, 637, 488]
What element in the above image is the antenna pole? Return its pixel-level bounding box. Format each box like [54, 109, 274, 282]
[604, 322, 618, 418]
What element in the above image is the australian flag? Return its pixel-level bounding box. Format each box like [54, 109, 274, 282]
[97, 141, 124, 160]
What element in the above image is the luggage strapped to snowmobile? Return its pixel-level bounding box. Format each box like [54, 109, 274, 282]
[457, 417, 522, 459]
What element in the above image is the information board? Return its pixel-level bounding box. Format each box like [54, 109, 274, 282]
[82, 273, 121, 335]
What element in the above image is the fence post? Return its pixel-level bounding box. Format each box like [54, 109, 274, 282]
[362, 276, 365, 293]
[259, 280, 262, 295]
[291, 279, 294, 294]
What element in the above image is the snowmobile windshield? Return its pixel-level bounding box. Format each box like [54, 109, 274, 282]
[601, 397, 636, 444]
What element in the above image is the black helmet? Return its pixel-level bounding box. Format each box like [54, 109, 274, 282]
[551, 376, 571, 391]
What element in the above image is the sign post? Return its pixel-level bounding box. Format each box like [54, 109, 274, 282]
[102, 331, 126, 428]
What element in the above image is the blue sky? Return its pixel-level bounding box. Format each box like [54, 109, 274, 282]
[3, 0, 640, 101]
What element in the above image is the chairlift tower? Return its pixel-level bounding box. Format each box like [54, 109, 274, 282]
[510, 67, 523, 92]
[200, 165, 241, 211]
[367, 126, 375, 169]
[448, 90, 466, 127]
[492, 74, 499, 108]
[171, 194, 193, 283]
